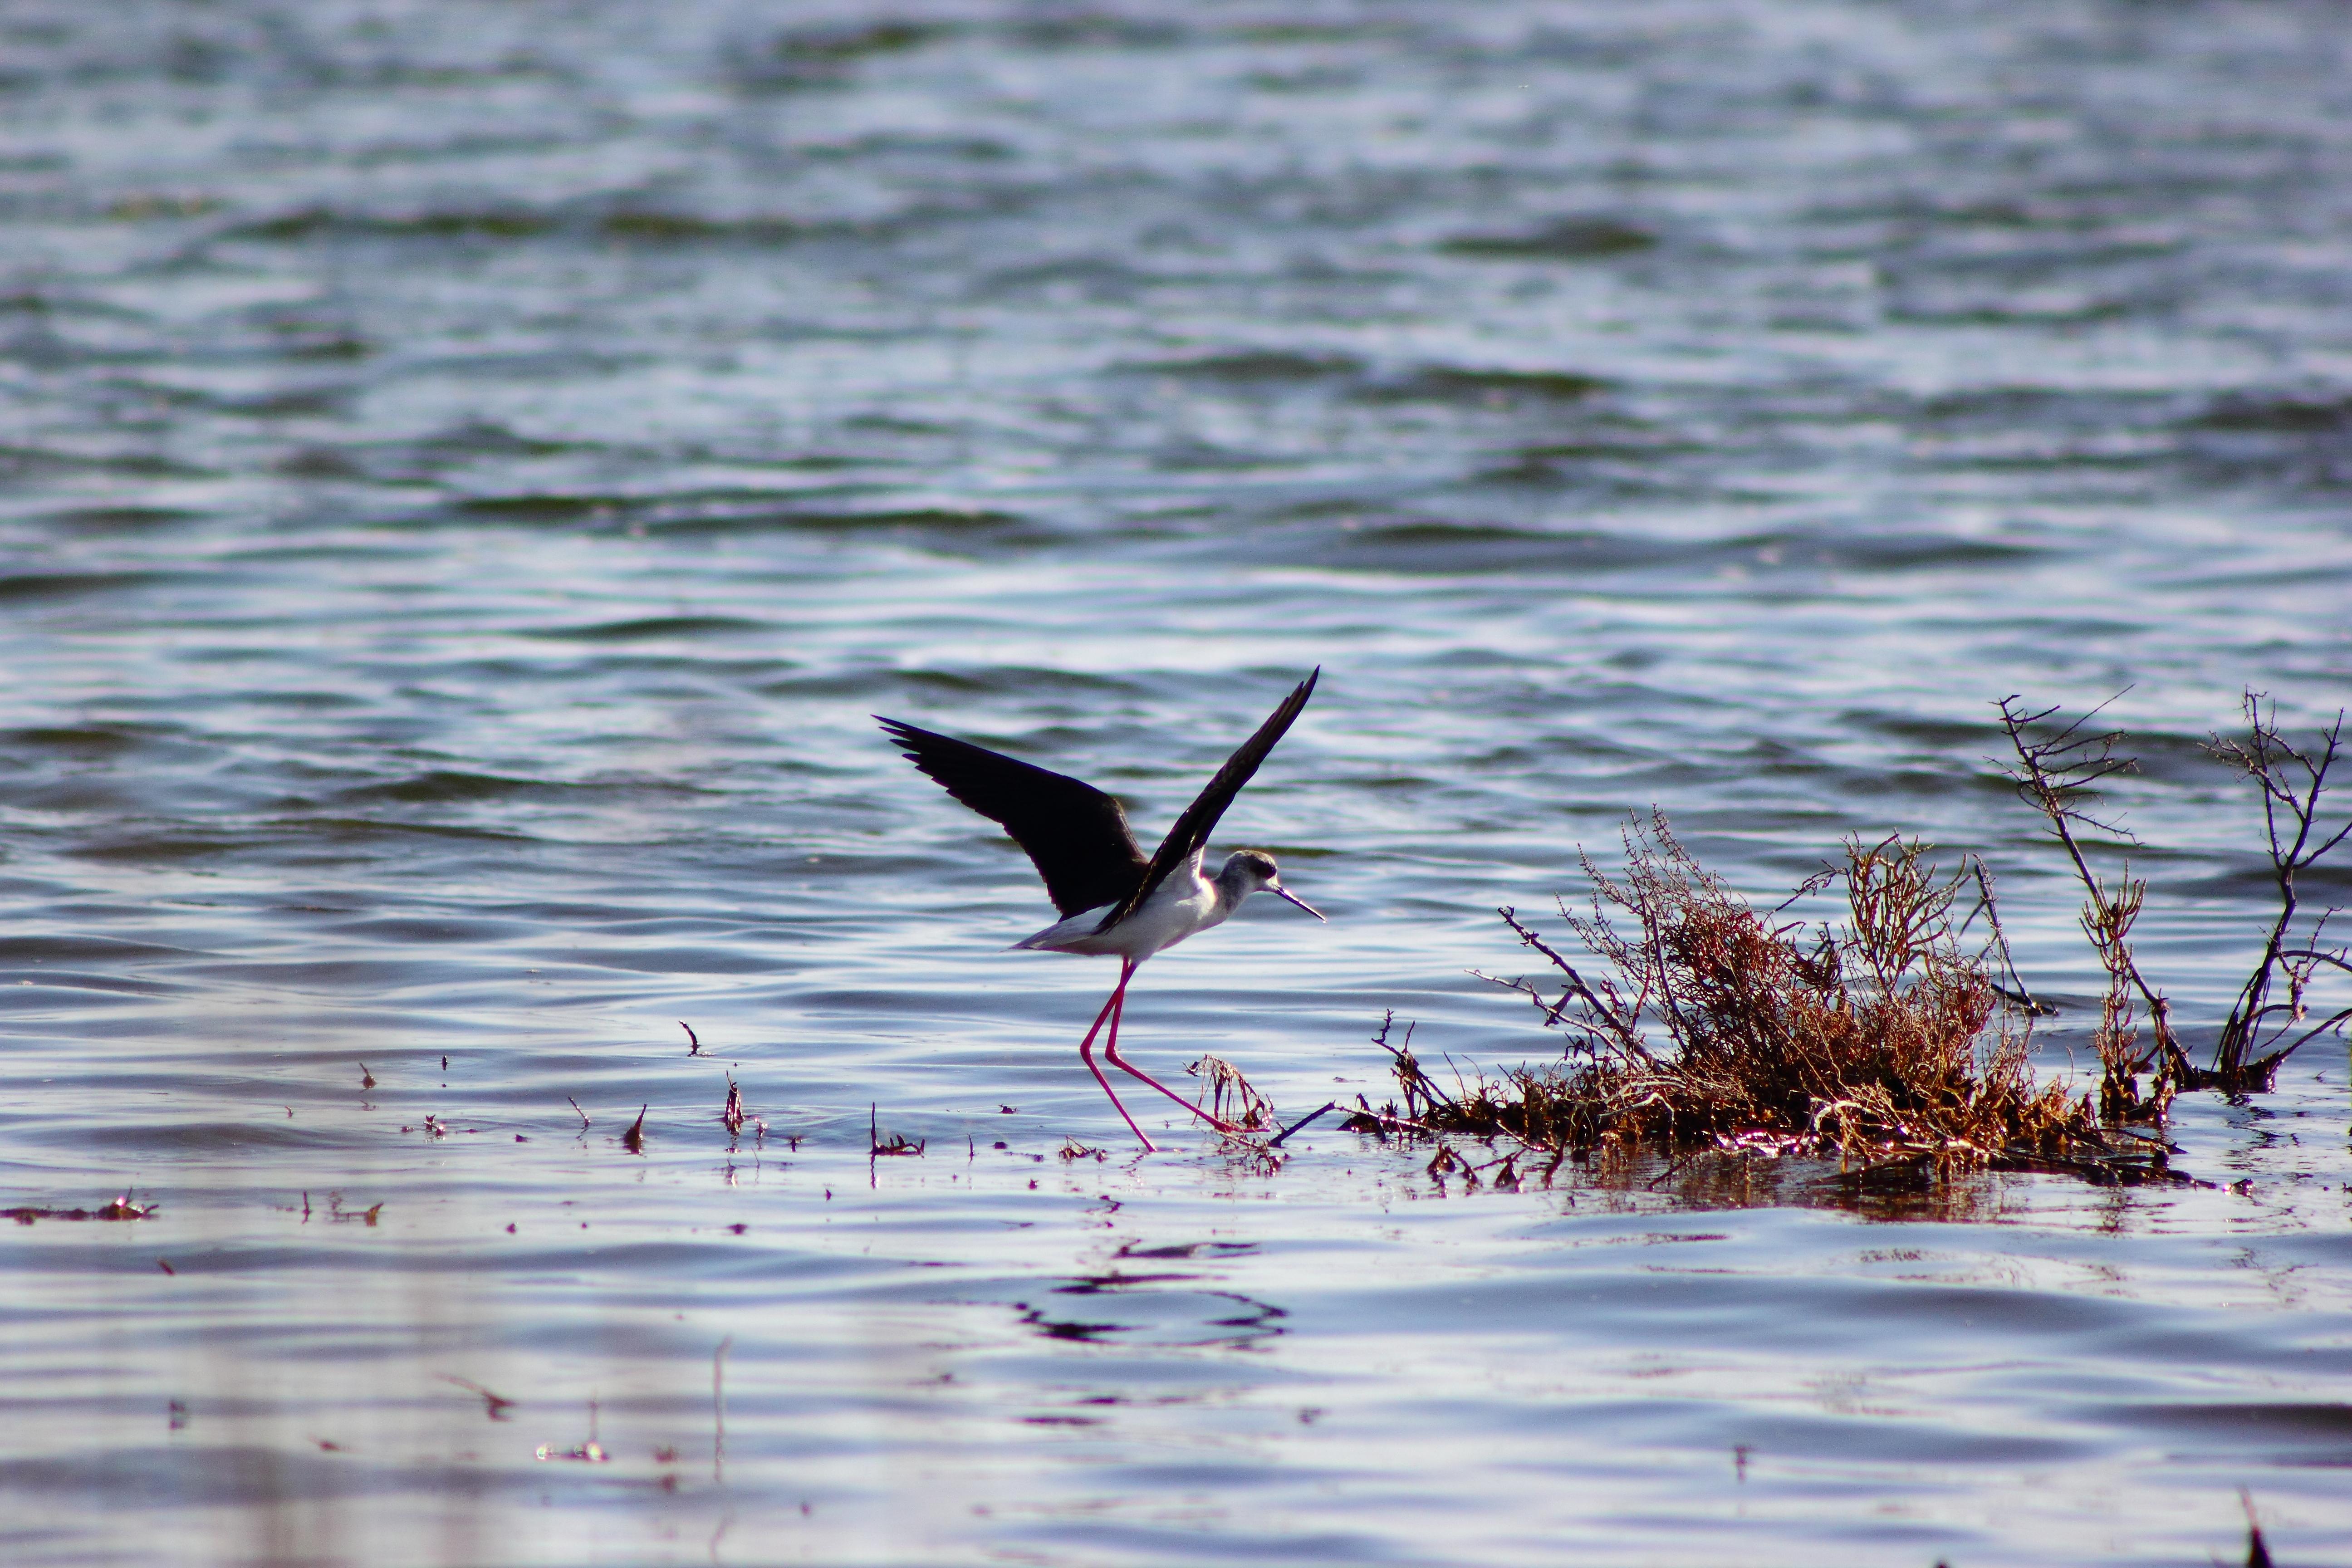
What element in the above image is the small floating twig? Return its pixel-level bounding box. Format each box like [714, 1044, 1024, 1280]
[869, 1104, 924, 1157]
[1269, 1101, 1338, 1148]
[5, 1193, 156, 1225]
[438, 1374, 517, 1421]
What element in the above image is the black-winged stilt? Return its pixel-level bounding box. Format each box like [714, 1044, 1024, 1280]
[878, 670, 1323, 1150]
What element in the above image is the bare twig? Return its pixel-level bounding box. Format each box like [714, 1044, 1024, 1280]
[713, 1335, 731, 1486]
[438, 1375, 517, 1421]
[1269, 1101, 1338, 1147]
[1190, 1054, 1275, 1130]
[869, 1104, 923, 1156]
[1996, 693, 2179, 1108]
[2206, 695, 2352, 1083]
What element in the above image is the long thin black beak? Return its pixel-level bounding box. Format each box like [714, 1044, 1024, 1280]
[1272, 885, 1326, 921]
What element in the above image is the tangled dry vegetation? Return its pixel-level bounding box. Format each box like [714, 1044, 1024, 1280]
[1347, 817, 2144, 1181]
[1345, 692, 2351, 1189]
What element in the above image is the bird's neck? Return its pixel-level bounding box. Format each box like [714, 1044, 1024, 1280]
[1207, 859, 1252, 919]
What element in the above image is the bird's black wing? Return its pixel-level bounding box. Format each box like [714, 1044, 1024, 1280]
[877, 718, 1149, 918]
[1097, 668, 1319, 933]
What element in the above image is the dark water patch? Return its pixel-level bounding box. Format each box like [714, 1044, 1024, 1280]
[1229, 20, 1411, 43]
[68, 833, 251, 865]
[274, 816, 539, 846]
[446, 485, 882, 532]
[732, 20, 949, 93]
[1885, 296, 2140, 328]
[2171, 855, 2352, 902]
[336, 771, 548, 806]
[316, 916, 535, 946]
[0, 446, 212, 482]
[1007, 15, 1187, 49]
[1834, 765, 1991, 802]
[41, 505, 201, 533]
[2074, 1401, 2352, 1455]
[451, 494, 612, 524]
[1840, 710, 2003, 750]
[1289, 519, 1678, 575]
[976, 255, 1158, 304]
[879, 666, 1146, 704]
[271, 334, 373, 363]
[1911, 385, 2178, 430]
[1363, 368, 1609, 405]
[1724, 530, 2048, 573]
[222, 206, 560, 243]
[1126, 350, 1364, 383]
[557, 945, 779, 976]
[842, 414, 951, 437]
[0, 1447, 522, 1510]
[418, 421, 588, 460]
[343, 130, 579, 172]
[797, 132, 1018, 164]
[1925, 447, 2166, 476]
[1241, 64, 1363, 93]
[0, 723, 188, 760]
[214, 385, 357, 420]
[2185, 393, 2352, 434]
[0, 969, 181, 998]
[0, 934, 196, 965]
[647, 506, 1045, 546]
[1438, 217, 1657, 261]
[596, 211, 817, 246]
[0, 570, 180, 603]
[1468, 454, 1662, 490]
[1520, 435, 1701, 464]
[390, 347, 640, 385]
[526, 616, 769, 642]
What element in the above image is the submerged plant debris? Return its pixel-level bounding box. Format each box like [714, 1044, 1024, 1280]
[1188, 1054, 1275, 1132]
[1348, 814, 2183, 1185]
[869, 1104, 924, 1157]
[5, 1194, 155, 1224]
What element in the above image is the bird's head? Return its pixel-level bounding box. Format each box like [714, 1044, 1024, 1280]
[1219, 850, 1325, 921]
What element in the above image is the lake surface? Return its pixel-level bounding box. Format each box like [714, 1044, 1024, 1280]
[3, 1, 2350, 1563]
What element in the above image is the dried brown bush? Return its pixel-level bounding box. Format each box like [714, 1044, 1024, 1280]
[1347, 814, 2159, 1181]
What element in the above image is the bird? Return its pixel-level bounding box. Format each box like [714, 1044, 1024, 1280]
[878, 670, 1324, 1151]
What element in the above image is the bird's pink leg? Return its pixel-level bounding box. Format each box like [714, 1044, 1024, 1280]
[1078, 961, 1157, 1152]
[1102, 972, 1245, 1135]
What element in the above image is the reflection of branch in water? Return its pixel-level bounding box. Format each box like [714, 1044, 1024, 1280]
[437, 1373, 516, 1421]
[1009, 1283, 1289, 1350]
[712, 1334, 731, 1487]
[5, 1192, 154, 1224]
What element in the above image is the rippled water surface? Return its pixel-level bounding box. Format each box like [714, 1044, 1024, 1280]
[5, 2, 2352, 1563]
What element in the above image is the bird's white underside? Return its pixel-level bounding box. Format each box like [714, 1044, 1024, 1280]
[1010, 850, 1231, 961]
